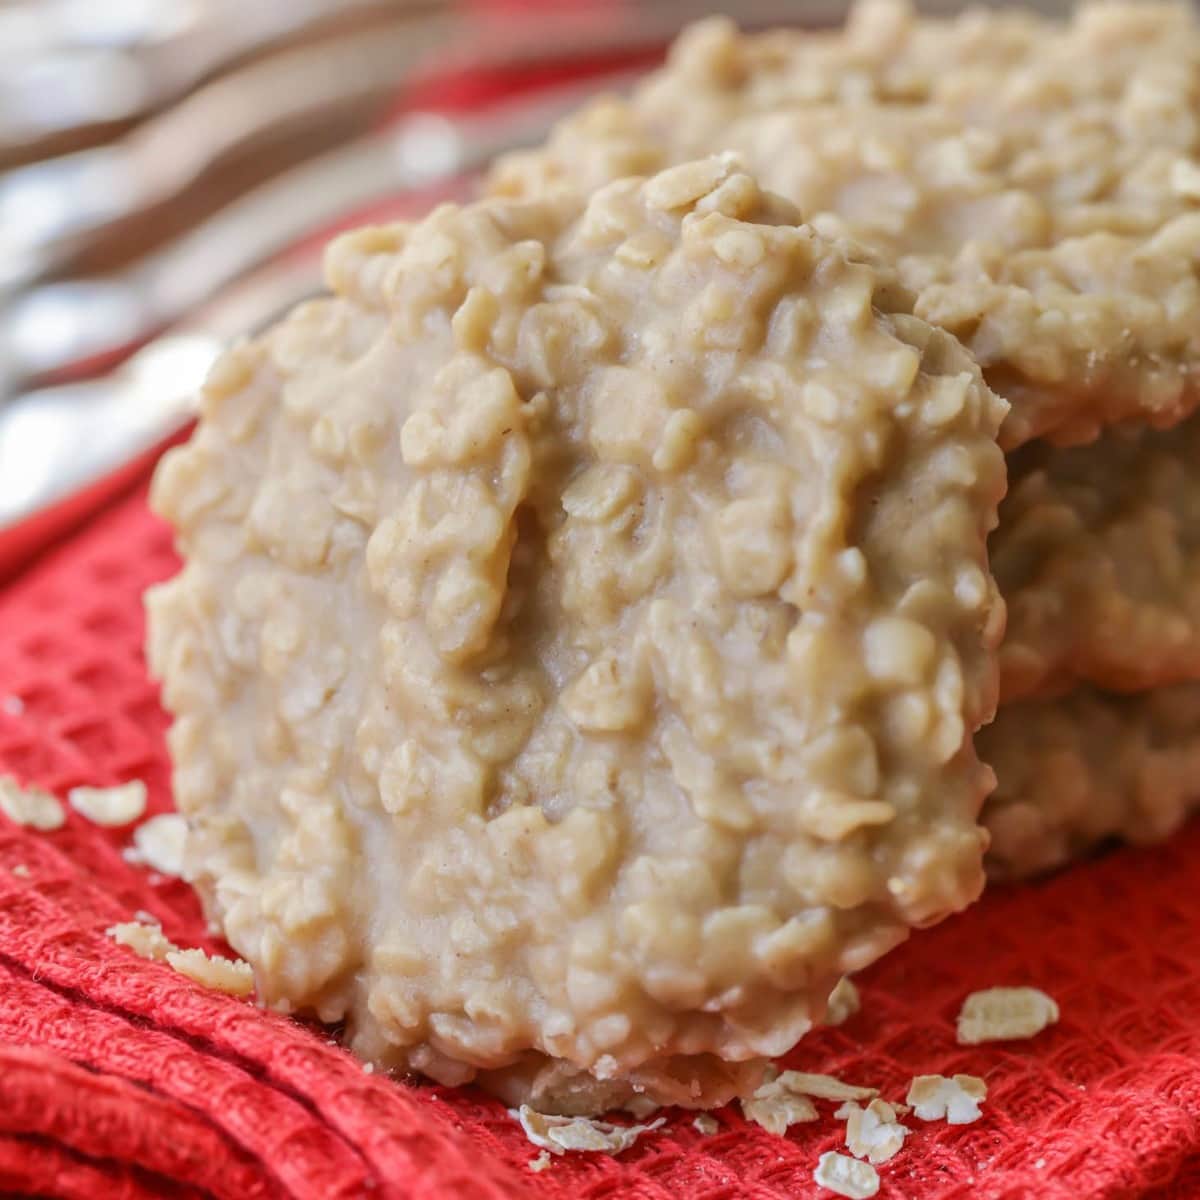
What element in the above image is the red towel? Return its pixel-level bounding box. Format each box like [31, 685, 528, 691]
[1, 483, 1199, 1199]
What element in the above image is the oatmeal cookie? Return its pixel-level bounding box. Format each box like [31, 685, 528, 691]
[147, 157, 1005, 1112]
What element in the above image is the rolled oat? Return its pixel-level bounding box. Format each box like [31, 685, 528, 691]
[957, 986, 1059, 1044]
[129, 813, 188, 877]
[0, 776, 65, 832]
[107, 920, 177, 962]
[906, 1073, 987, 1125]
[741, 1086, 819, 1136]
[838, 1098, 909, 1164]
[512, 1105, 665, 1156]
[164, 947, 255, 997]
[814, 1150, 880, 1199]
[770, 1071, 879, 1103]
[69, 781, 148, 827]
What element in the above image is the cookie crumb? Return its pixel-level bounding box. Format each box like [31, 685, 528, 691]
[906, 1074, 987, 1125]
[624, 1095, 660, 1119]
[362, 1061, 375, 1074]
[69, 781, 147, 827]
[0, 776, 65, 831]
[11, 864, 30, 878]
[511, 1105, 665, 1156]
[107, 920, 177, 962]
[742, 1069, 819, 1135]
[529, 1150, 552, 1173]
[814, 1150, 880, 1198]
[773, 1070, 878, 1102]
[693, 1113, 719, 1136]
[826, 977, 861, 1026]
[129, 814, 188, 877]
[165, 946, 255, 996]
[743, 1067, 881, 1136]
[838, 1098, 909, 1164]
[957, 987, 1059, 1044]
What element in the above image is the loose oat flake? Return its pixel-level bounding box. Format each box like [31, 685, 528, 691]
[108, 920, 255, 996]
[826, 977, 861, 1026]
[623, 1095, 660, 1119]
[511, 1105, 665, 1156]
[165, 947, 255, 997]
[742, 1068, 879, 1136]
[69, 780, 147, 827]
[741, 1089, 819, 1136]
[957, 986, 1060, 1044]
[814, 1150, 880, 1198]
[0, 776, 65, 831]
[129, 813, 188, 877]
[528, 1151, 552, 1173]
[906, 1074, 988, 1125]
[837, 1098, 909, 1164]
[741, 1068, 819, 1135]
[693, 1113, 719, 1136]
[107, 920, 177, 962]
[772, 1071, 878, 1103]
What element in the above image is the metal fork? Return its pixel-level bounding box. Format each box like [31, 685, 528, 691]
[0, 72, 639, 398]
[0, 0, 436, 164]
[0, 253, 336, 581]
[0, 74, 644, 576]
[0, 12, 456, 296]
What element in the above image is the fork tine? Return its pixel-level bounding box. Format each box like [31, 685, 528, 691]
[0, 72, 641, 396]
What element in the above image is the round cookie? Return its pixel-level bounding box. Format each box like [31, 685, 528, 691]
[147, 156, 1006, 1113]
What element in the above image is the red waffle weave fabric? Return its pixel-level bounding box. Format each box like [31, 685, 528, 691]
[2, 482, 1200, 1199]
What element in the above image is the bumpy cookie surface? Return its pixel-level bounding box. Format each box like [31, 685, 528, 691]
[996, 416, 1200, 702]
[147, 157, 1006, 1113]
[489, 0, 1200, 449]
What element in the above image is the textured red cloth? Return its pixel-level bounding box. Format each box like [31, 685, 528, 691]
[3, 486, 1200, 1200]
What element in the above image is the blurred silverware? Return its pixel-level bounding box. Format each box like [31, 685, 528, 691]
[0, 0, 431, 164]
[1, 0, 839, 295]
[0, 252, 346, 580]
[0, 73, 638, 396]
[0, 17, 454, 295]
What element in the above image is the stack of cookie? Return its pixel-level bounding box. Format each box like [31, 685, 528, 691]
[487, 0, 1200, 879]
